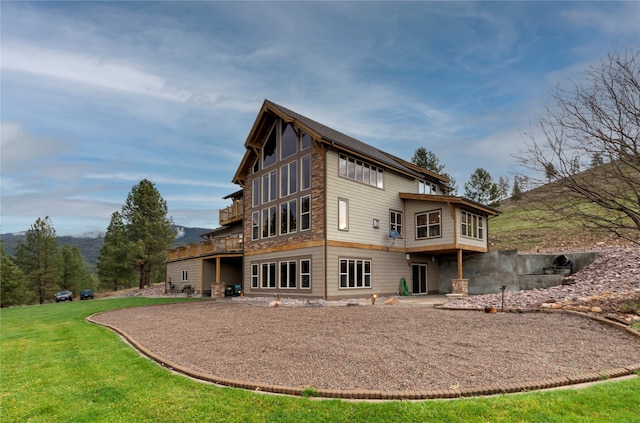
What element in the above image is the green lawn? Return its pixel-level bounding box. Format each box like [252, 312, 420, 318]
[2, 298, 639, 422]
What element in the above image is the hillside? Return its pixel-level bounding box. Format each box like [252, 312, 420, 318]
[489, 184, 637, 252]
[1, 226, 213, 266]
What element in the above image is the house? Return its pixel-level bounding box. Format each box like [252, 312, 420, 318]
[166, 100, 499, 299]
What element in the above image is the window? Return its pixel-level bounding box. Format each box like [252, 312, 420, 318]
[461, 211, 484, 239]
[252, 211, 260, 240]
[300, 259, 311, 288]
[301, 155, 311, 190]
[261, 206, 277, 238]
[280, 161, 297, 197]
[252, 178, 260, 207]
[262, 123, 277, 168]
[301, 132, 311, 150]
[261, 262, 276, 288]
[181, 269, 188, 281]
[300, 195, 311, 231]
[262, 170, 277, 204]
[338, 198, 349, 231]
[390, 210, 403, 238]
[251, 264, 259, 288]
[281, 123, 298, 159]
[416, 210, 441, 239]
[280, 199, 297, 234]
[280, 261, 297, 289]
[338, 154, 383, 188]
[339, 259, 371, 289]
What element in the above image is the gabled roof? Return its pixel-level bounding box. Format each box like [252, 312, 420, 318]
[233, 99, 451, 185]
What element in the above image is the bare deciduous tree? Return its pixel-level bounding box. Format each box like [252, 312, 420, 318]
[516, 49, 640, 244]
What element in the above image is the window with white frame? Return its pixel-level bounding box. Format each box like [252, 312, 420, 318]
[390, 210, 403, 238]
[301, 132, 311, 150]
[181, 269, 188, 281]
[338, 154, 383, 188]
[262, 206, 277, 238]
[252, 178, 260, 207]
[461, 210, 484, 239]
[418, 180, 438, 195]
[338, 198, 349, 231]
[279, 261, 297, 289]
[300, 259, 311, 288]
[280, 199, 297, 234]
[301, 155, 311, 190]
[252, 211, 260, 240]
[280, 161, 297, 197]
[339, 259, 371, 288]
[301, 195, 311, 231]
[416, 210, 441, 239]
[251, 264, 259, 288]
[261, 262, 276, 288]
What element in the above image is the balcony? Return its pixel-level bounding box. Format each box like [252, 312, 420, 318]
[219, 200, 243, 226]
[166, 236, 243, 261]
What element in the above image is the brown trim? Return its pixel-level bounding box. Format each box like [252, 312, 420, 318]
[244, 240, 324, 256]
[399, 193, 500, 216]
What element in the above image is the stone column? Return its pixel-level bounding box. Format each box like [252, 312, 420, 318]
[446, 278, 469, 299]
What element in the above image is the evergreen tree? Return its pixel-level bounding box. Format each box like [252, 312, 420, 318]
[411, 147, 445, 174]
[463, 168, 501, 207]
[511, 177, 523, 201]
[497, 176, 510, 201]
[97, 211, 136, 290]
[411, 147, 458, 195]
[13, 217, 60, 304]
[121, 179, 176, 289]
[1, 242, 33, 307]
[59, 244, 90, 294]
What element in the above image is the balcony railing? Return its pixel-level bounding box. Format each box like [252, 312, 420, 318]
[166, 236, 243, 261]
[219, 201, 243, 226]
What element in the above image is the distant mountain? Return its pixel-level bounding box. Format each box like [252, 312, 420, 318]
[1, 226, 213, 266]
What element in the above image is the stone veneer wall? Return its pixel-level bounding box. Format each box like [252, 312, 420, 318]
[243, 142, 326, 254]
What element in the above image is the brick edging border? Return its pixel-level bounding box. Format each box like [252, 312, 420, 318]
[86, 308, 640, 400]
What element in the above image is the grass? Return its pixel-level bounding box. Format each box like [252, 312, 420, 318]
[2, 298, 639, 422]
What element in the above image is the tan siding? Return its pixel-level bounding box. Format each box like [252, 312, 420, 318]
[243, 246, 324, 298]
[456, 208, 489, 250]
[166, 259, 202, 291]
[325, 150, 411, 249]
[325, 245, 412, 299]
[404, 200, 456, 249]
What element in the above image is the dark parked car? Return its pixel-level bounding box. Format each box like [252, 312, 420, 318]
[55, 290, 73, 302]
[80, 289, 94, 300]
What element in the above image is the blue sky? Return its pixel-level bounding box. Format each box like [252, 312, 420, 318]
[1, 1, 638, 236]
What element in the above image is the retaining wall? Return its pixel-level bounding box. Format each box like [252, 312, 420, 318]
[438, 250, 598, 295]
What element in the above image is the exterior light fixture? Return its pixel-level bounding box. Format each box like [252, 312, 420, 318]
[371, 294, 378, 304]
[372, 219, 380, 229]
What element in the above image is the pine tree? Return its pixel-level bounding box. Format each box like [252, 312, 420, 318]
[98, 211, 135, 290]
[411, 147, 458, 195]
[1, 242, 34, 307]
[13, 217, 60, 304]
[59, 244, 90, 294]
[121, 179, 176, 289]
[463, 168, 501, 207]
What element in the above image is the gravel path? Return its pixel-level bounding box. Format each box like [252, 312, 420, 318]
[90, 301, 640, 393]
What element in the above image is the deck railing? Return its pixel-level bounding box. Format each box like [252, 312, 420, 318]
[219, 201, 243, 226]
[166, 236, 243, 261]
